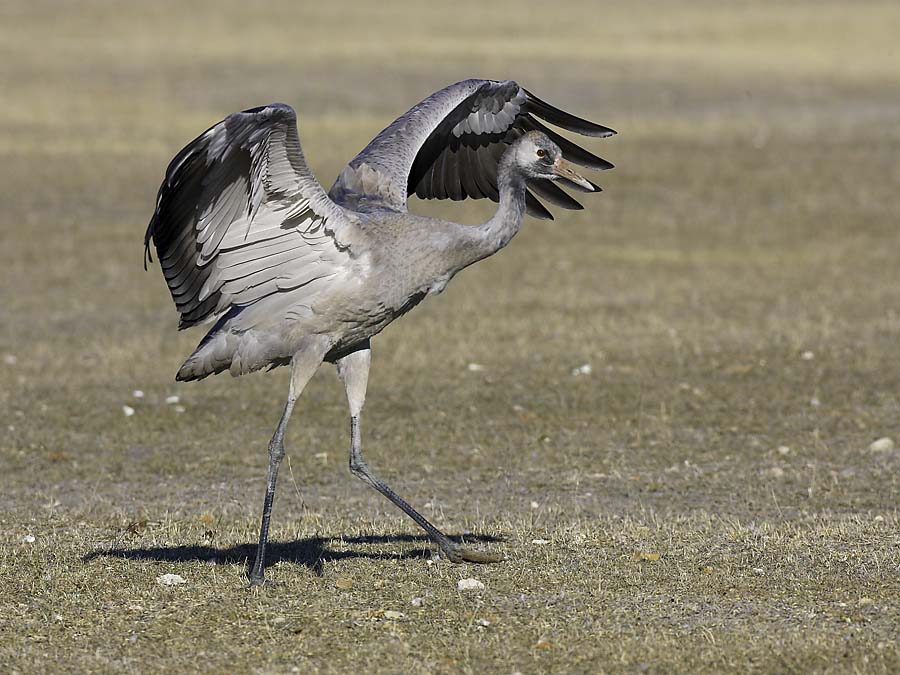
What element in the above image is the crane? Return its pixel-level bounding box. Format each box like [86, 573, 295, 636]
[144, 79, 615, 584]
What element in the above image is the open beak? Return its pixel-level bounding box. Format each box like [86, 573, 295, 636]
[552, 158, 596, 192]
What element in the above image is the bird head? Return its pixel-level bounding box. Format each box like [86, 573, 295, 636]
[513, 131, 595, 190]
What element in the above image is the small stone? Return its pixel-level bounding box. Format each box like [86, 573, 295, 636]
[272, 616, 286, 625]
[410, 596, 425, 607]
[132, 390, 144, 398]
[752, 567, 765, 575]
[457, 578, 485, 592]
[531, 539, 550, 545]
[571, 363, 592, 376]
[801, 351, 815, 361]
[530, 501, 540, 509]
[874, 515, 885, 522]
[165, 395, 180, 405]
[768, 466, 785, 478]
[23, 534, 36, 544]
[467, 362, 485, 372]
[156, 573, 186, 586]
[383, 610, 405, 620]
[777, 445, 791, 455]
[476, 617, 491, 627]
[122, 405, 135, 417]
[810, 397, 821, 407]
[2, 354, 17, 365]
[869, 437, 895, 453]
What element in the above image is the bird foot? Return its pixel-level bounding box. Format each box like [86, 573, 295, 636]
[248, 573, 282, 588]
[442, 543, 503, 564]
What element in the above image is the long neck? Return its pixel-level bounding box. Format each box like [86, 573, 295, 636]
[475, 153, 527, 256]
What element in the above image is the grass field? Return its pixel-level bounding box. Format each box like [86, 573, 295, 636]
[2, 1, 900, 673]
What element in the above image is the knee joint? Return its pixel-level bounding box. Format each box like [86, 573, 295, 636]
[349, 455, 366, 476]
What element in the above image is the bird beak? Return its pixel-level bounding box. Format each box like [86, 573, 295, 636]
[552, 158, 595, 191]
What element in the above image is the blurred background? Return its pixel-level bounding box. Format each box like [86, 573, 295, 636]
[2, 1, 899, 673]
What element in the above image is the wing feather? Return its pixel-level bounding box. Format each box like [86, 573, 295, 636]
[329, 79, 614, 219]
[145, 104, 353, 329]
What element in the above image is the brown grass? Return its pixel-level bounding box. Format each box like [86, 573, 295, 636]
[2, 1, 900, 673]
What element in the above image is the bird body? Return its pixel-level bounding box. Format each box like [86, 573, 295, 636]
[144, 79, 615, 582]
[175, 208, 495, 379]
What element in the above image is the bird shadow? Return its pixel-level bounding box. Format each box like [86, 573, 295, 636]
[83, 533, 503, 578]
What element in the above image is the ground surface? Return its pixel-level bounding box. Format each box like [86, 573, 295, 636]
[2, 1, 900, 673]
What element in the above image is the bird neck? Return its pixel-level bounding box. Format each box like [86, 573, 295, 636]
[476, 153, 527, 256]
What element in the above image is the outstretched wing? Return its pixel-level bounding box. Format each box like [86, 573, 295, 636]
[145, 104, 354, 329]
[328, 79, 615, 220]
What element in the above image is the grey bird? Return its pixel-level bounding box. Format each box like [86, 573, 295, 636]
[144, 78, 615, 584]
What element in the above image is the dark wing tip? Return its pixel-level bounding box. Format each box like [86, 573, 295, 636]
[525, 191, 554, 220]
[229, 103, 298, 131]
[143, 214, 156, 270]
[523, 88, 615, 138]
[240, 102, 296, 117]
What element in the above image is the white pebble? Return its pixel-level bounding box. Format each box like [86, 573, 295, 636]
[531, 539, 550, 545]
[752, 567, 765, 575]
[23, 534, 36, 544]
[132, 390, 145, 398]
[467, 363, 485, 372]
[3, 354, 17, 365]
[165, 395, 180, 405]
[383, 610, 405, 620]
[457, 578, 485, 592]
[122, 405, 135, 417]
[571, 363, 592, 376]
[869, 437, 895, 453]
[801, 351, 815, 361]
[530, 501, 540, 509]
[410, 597, 425, 607]
[156, 573, 186, 586]
[777, 445, 791, 455]
[476, 617, 491, 627]
[810, 397, 821, 407]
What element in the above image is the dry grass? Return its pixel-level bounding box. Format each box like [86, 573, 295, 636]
[2, 1, 900, 673]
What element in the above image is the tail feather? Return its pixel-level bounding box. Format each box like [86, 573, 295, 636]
[175, 326, 293, 381]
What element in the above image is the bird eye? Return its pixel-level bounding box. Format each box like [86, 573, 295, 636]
[536, 148, 546, 157]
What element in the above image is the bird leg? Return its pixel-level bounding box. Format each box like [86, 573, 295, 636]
[337, 347, 501, 564]
[249, 344, 326, 585]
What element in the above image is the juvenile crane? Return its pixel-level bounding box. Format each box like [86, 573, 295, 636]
[144, 79, 615, 584]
